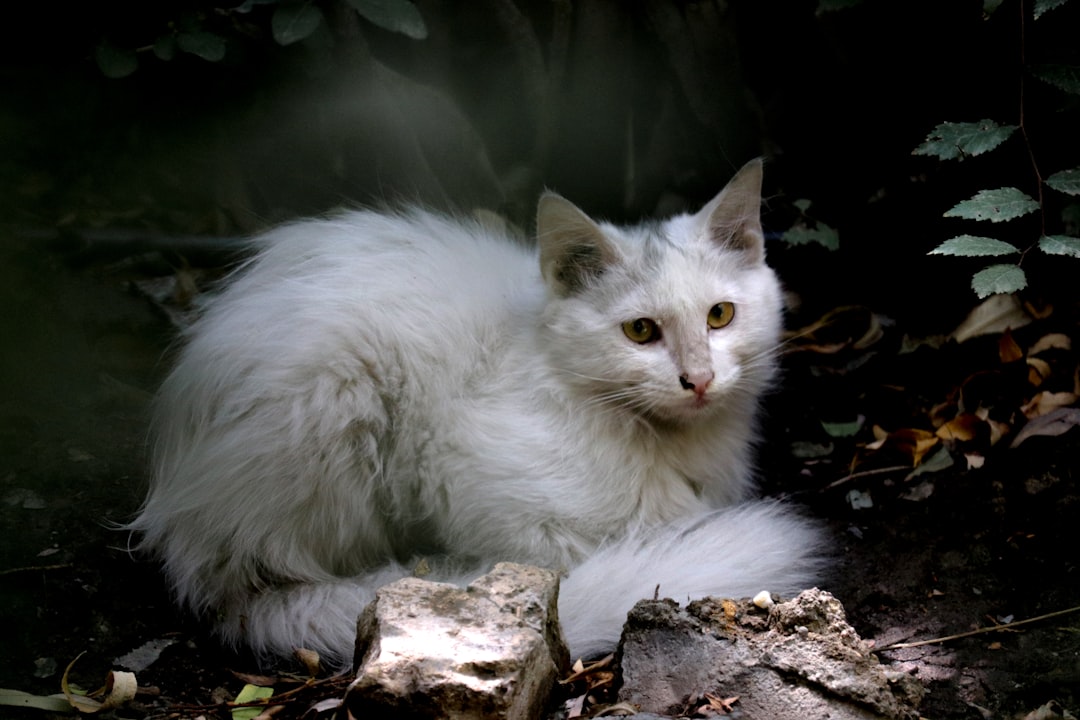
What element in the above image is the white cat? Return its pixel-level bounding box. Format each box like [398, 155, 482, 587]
[130, 159, 822, 668]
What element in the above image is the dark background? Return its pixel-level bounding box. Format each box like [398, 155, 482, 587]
[1, 1, 1078, 717]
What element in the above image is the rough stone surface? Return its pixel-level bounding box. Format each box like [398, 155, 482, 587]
[616, 589, 924, 720]
[346, 562, 569, 719]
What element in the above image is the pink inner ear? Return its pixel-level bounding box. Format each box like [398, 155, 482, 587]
[697, 160, 765, 263]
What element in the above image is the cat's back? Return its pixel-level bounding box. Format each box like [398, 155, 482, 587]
[172, 207, 542, 417]
[204, 208, 536, 350]
[241, 208, 536, 315]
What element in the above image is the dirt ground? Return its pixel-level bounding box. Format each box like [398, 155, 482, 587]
[1, 230, 1078, 720]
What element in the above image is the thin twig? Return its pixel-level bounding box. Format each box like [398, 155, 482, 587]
[823, 465, 910, 491]
[0, 563, 73, 576]
[876, 605, 1080, 651]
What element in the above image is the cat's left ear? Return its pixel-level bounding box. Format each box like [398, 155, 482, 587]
[694, 158, 765, 265]
[537, 192, 622, 296]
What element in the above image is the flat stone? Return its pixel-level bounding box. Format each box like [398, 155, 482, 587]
[346, 562, 568, 719]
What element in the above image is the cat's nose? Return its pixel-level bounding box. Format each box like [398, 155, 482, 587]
[679, 371, 714, 394]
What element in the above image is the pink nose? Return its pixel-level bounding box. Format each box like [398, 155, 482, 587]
[679, 371, 714, 394]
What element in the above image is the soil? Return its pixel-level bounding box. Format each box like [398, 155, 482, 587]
[0, 230, 1078, 720]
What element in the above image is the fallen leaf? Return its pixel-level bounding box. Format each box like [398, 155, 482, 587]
[906, 445, 954, 480]
[1021, 391, 1079, 419]
[61, 653, 138, 713]
[1028, 332, 1072, 355]
[294, 648, 321, 677]
[114, 638, 176, 672]
[1022, 699, 1077, 720]
[232, 684, 275, 720]
[936, 413, 981, 442]
[964, 453, 986, 469]
[891, 428, 940, 465]
[703, 692, 740, 713]
[999, 329, 1024, 363]
[1010, 407, 1080, 448]
[846, 489, 874, 510]
[951, 293, 1031, 343]
[1027, 357, 1052, 386]
[900, 481, 935, 501]
[0, 689, 75, 713]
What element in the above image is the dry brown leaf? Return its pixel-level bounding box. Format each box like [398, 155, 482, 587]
[999, 329, 1024, 363]
[60, 653, 138, 714]
[1027, 357, 1052, 386]
[891, 428, 940, 465]
[936, 413, 981, 442]
[1028, 332, 1072, 355]
[560, 654, 614, 685]
[703, 692, 740, 713]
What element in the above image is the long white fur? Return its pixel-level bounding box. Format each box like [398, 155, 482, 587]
[129, 160, 822, 667]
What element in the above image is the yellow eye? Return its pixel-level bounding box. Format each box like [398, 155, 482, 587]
[707, 302, 735, 329]
[622, 318, 660, 344]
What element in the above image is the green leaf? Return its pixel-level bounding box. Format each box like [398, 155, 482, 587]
[177, 31, 227, 62]
[95, 42, 138, 79]
[1031, 64, 1080, 95]
[347, 0, 427, 39]
[153, 34, 177, 61]
[816, 0, 863, 12]
[821, 418, 864, 438]
[913, 120, 1017, 160]
[1034, 0, 1070, 19]
[1039, 235, 1080, 258]
[1046, 168, 1080, 196]
[272, 4, 325, 45]
[781, 224, 839, 251]
[793, 198, 812, 213]
[944, 188, 1039, 222]
[928, 235, 1019, 257]
[1063, 203, 1080, 232]
[971, 264, 1027, 298]
[232, 685, 275, 720]
[983, 0, 1005, 15]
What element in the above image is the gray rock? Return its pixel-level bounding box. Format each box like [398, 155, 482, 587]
[616, 589, 924, 720]
[346, 562, 569, 719]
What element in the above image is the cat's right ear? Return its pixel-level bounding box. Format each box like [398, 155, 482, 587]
[537, 192, 621, 296]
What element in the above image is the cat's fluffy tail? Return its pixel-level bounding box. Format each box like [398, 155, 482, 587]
[223, 502, 822, 668]
[557, 501, 825, 660]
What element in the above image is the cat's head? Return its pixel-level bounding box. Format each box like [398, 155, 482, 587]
[536, 159, 783, 424]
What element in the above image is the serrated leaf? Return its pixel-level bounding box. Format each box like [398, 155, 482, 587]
[347, 0, 427, 39]
[1034, 0, 1070, 19]
[1031, 64, 1080, 95]
[913, 119, 1017, 160]
[1046, 168, 1080, 196]
[972, 264, 1027, 298]
[781, 224, 839, 251]
[929, 235, 1019, 256]
[177, 31, 226, 61]
[272, 4, 324, 45]
[944, 188, 1039, 222]
[1039, 235, 1080, 257]
[95, 42, 138, 79]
